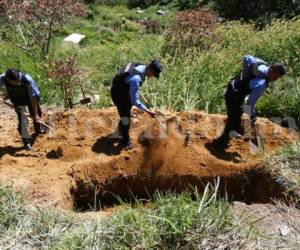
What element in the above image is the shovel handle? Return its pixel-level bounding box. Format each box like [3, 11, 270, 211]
[38, 121, 56, 134]
[80, 84, 86, 99]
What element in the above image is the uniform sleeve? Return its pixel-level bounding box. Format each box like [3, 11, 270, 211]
[247, 78, 267, 117]
[128, 76, 146, 111]
[24, 74, 40, 97]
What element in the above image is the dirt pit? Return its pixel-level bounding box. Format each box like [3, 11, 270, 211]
[0, 105, 298, 212]
[71, 168, 295, 212]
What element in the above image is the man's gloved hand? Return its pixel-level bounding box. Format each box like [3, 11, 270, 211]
[250, 116, 257, 126]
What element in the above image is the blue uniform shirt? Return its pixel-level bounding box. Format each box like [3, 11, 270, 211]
[243, 55, 269, 117]
[0, 72, 40, 98]
[125, 65, 147, 111]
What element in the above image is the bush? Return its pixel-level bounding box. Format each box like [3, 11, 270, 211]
[46, 57, 83, 108]
[140, 18, 163, 33]
[164, 9, 219, 54]
[177, 0, 201, 10]
[215, 0, 300, 23]
[2, 4, 299, 124]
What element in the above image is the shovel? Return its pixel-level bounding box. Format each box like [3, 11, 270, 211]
[67, 84, 92, 108]
[1, 100, 56, 134]
[79, 84, 92, 105]
[249, 123, 265, 154]
[139, 92, 168, 132]
[67, 97, 92, 108]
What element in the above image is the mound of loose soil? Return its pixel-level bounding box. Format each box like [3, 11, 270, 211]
[0, 104, 297, 211]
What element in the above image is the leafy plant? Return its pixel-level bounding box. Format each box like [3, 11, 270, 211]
[0, 0, 86, 59]
[46, 56, 83, 108]
[164, 9, 219, 53]
[140, 18, 163, 33]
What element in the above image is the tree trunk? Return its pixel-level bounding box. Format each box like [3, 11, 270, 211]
[44, 8, 56, 57]
[44, 19, 53, 57]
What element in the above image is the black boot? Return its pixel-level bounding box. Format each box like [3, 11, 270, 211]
[24, 144, 32, 151]
[22, 138, 32, 151]
[121, 140, 133, 150]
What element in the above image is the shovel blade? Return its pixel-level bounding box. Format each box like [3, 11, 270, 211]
[249, 136, 265, 154]
[80, 97, 92, 105]
[249, 138, 259, 154]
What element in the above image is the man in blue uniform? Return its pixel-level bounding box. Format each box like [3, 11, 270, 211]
[212, 55, 287, 150]
[111, 60, 163, 150]
[0, 68, 45, 150]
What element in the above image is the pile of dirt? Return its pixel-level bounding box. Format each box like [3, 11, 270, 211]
[0, 104, 297, 211]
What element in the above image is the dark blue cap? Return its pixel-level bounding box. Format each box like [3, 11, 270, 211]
[271, 63, 287, 76]
[149, 59, 163, 78]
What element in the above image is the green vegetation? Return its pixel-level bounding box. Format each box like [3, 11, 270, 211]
[0, 185, 74, 248]
[1, 2, 300, 248]
[2, 141, 300, 248]
[214, 0, 300, 24]
[266, 142, 300, 187]
[0, 184, 256, 249]
[2, 143, 300, 248]
[146, 18, 300, 116]
[1, 4, 299, 124]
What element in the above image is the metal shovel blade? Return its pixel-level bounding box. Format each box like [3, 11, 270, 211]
[249, 137, 259, 154]
[249, 126, 265, 154]
[80, 97, 92, 105]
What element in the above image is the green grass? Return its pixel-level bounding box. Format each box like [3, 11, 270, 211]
[53, 185, 256, 249]
[0, 5, 299, 123]
[265, 141, 300, 188]
[0, 185, 74, 248]
[1, 4, 300, 249]
[148, 18, 300, 114]
[0, 183, 256, 249]
[1, 143, 300, 249]
[57, 14, 300, 121]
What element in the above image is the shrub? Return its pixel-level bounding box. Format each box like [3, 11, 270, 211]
[215, 0, 300, 22]
[140, 18, 163, 33]
[164, 9, 219, 54]
[46, 57, 83, 108]
[0, 0, 86, 59]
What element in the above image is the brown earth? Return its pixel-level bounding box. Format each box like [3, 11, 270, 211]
[0, 103, 298, 211]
